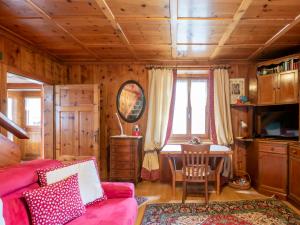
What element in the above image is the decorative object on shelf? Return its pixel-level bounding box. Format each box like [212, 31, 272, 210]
[189, 136, 201, 145]
[237, 120, 248, 138]
[229, 171, 251, 190]
[229, 78, 245, 104]
[257, 58, 299, 75]
[116, 80, 146, 123]
[115, 113, 125, 136]
[133, 124, 140, 136]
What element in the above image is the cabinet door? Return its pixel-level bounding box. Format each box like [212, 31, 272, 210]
[289, 147, 300, 204]
[277, 70, 298, 103]
[258, 152, 287, 196]
[257, 75, 276, 105]
[55, 85, 100, 163]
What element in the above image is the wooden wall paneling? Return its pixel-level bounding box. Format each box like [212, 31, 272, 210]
[34, 52, 45, 78]
[0, 63, 7, 135]
[43, 85, 54, 159]
[5, 39, 21, 69]
[64, 64, 148, 179]
[0, 133, 21, 167]
[21, 46, 35, 75]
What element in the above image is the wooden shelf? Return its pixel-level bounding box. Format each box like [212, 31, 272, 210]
[231, 103, 255, 107]
[235, 137, 254, 142]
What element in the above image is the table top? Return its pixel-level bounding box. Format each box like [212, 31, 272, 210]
[161, 144, 233, 155]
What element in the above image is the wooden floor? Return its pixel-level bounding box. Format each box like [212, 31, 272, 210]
[135, 181, 300, 225]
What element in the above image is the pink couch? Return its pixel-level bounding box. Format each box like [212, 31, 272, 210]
[0, 160, 137, 225]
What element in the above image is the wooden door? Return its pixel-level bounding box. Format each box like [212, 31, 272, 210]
[257, 74, 276, 105]
[55, 85, 100, 163]
[289, 146, 300, 205]
[258, 150, 287, 198]
[276, 70, 298, 104]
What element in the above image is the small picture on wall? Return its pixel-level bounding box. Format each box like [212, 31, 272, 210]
[229, 78, 245, 104]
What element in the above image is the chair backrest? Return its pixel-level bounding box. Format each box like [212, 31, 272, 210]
[181, 144, 210, 182]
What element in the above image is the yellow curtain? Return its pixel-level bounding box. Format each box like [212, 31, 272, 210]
[141, 68, 174, 180]
[213, 68, 234, 145]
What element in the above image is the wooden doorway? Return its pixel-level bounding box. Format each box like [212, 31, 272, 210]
[6, 73, 43, 160]
[55, 85, 100, 165]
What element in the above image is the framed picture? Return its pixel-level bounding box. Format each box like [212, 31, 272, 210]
[229, 78, 245, 104]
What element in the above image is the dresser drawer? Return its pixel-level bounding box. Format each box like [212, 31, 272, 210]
[111, 139, 137, 146]
[289, 146, 300, 158]
[111, 145, 133, 154]
[110, 161, 133, 170]
[110, 151, 133, 162]
[258, 142, 287, 154]
[110, 169, 134, 179]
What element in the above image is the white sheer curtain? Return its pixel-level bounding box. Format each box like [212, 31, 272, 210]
[141, 68, 174, 181]
[213, 68, 234, 145]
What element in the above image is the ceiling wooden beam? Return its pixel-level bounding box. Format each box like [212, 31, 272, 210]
[25, 0, 101, 61]
[210, 0, 253, 59]
[248, 14, 300, 59]
[94, 0, 137, 59]
[7, 83, 42, 90]
[170, 0, 178, 58]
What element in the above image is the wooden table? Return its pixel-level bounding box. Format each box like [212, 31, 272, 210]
[159, 144, 233, 195]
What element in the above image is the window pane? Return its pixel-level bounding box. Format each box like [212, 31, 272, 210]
[172, 80, 188, 134]
[25, 98, 41, 126]
[191, 80, 207, 134]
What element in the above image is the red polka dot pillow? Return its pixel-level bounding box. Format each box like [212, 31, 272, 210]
[23, 174, 85, 225]
[37, 158, 106, 206]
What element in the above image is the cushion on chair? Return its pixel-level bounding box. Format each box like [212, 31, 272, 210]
[23, 174, 85, 225]
[37, 158, 106, 205]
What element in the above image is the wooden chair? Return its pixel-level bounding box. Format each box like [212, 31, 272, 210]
[181, 144, 210, 204]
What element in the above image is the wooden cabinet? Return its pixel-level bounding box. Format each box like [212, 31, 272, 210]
[276, 70, 298, 103]
[257, 70, 298, 105]
[110, 136, 142, 184]
[288, 145, 300, 206]
[258, 141, 288, 199]
[257, 74, 276, 105]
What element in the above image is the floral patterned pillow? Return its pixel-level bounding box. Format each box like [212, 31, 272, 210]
[23, 174, 85, 225]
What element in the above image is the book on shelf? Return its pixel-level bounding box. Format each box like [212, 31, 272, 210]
[257, 58, 299, 75]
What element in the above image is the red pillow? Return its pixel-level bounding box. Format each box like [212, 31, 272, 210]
[23, 174, 85, 225]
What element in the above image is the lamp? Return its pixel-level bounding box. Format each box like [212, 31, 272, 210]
[115, 113, 126, 136]
[238, 120, 248, 138]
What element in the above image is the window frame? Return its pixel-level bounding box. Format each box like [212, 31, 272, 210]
[168, 73, 210, 143]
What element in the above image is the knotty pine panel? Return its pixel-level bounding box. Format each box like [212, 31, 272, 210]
[65, 62, 255, 178]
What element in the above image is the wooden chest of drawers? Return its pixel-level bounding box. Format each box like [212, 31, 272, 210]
[110, 136, 142, 184]
[288, 145, 300, 206]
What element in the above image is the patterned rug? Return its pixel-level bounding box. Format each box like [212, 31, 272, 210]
[136, 196, 149, 207]
[142, 198, 300, 225]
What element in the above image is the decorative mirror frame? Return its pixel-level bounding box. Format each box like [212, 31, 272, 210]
[116, 80, 146, 123]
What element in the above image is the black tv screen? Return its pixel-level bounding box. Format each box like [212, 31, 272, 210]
[259, 105, 299, 138]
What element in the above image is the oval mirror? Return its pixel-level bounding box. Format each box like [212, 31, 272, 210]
[117, 80, 146, 123]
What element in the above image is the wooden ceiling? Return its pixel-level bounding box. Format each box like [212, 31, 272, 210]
[0, 0, 299, 62]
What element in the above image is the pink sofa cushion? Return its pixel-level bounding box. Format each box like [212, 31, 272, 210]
[102, 182, 135, 199]
[68, 198, 137, 225]
[23, 174, 85, 225]
[0, 160, 62, 197]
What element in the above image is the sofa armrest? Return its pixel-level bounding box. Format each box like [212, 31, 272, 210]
[102, 182, 135, 199]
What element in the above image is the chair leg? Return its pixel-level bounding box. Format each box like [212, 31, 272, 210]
[216, 175, 220, 195]
[205, 180, 208, 204]
[182, 182, 187, 203]
[172, 175, 176, 196]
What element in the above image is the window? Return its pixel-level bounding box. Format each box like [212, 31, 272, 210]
[170, 73, 209, 142]
[25, 97, 41, 126]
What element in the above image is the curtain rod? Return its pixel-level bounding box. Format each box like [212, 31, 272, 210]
[145, 64, 230, 70]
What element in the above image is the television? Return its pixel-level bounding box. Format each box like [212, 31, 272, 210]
[257, 104, 299, 139]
